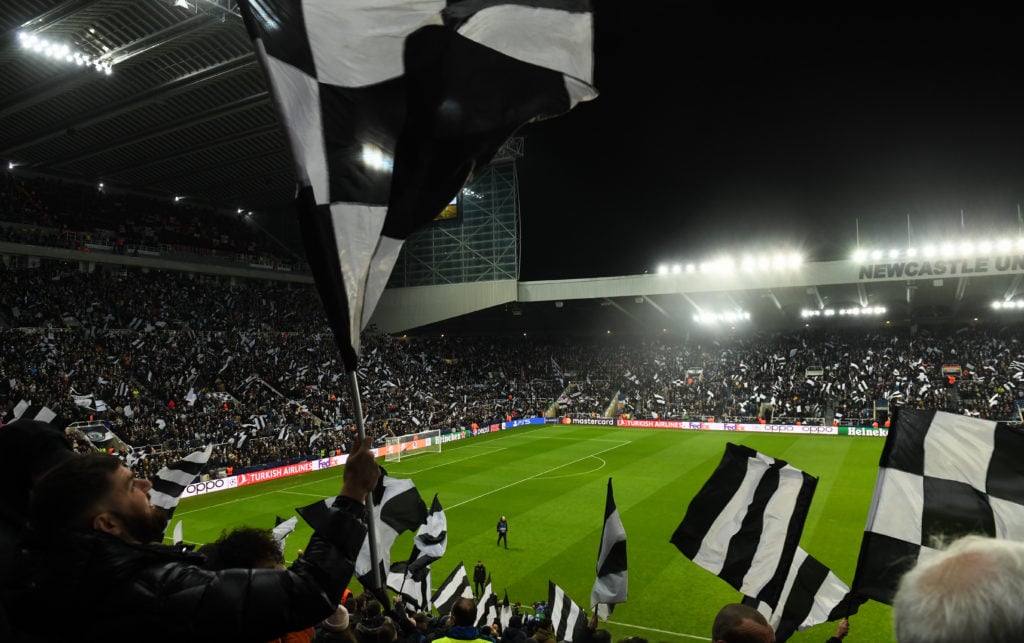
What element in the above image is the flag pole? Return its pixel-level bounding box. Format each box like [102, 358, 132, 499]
[347, 369, 384, 593]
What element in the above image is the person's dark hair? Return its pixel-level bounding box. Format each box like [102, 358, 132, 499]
[590, 629, 612, 643]
[28, 452, 120, 533]
[0, 418, 74, 519]
[201, 526, 284, 569]
[450, 597, 476, 626]
[711, 603, 771, 643]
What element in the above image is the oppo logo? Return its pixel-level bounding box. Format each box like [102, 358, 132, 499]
[186, 480, 225, 494]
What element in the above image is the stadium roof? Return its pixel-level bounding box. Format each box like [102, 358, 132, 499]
[3, 1, 1023, 335]
[1, 0, 295, 213]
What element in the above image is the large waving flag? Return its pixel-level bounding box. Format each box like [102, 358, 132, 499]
[548, 581, 587, 643]
[850, 409, 1024, 605]
[354, 472, 429, 583]
[670, 443, 818, 611]
[236, 0, 597, 370]
[296, 470, 428, 587]
[406, 493, 448, 576]
[744, 547, 851, 642]
[432, 561, 473, 617]
[149, 445, 213, 536]
[388, 492, 447, 608]
[591, 477, 627, 620]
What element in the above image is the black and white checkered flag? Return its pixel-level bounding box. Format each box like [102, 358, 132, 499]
[236, 0, 596, 370]
[3, 400, 59, 426]
[850, 409, 1024, 605]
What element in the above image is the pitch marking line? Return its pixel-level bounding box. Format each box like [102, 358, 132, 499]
[606, 620, 706, 641]
[401, 447, 506, 475]
[446, 441, 629, 511]
[534, 456, 607, 480]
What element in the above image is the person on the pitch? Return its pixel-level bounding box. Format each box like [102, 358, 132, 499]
[496, 515, 508, 549]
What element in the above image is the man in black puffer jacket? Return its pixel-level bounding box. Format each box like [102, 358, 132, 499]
[4, 435, 380, 643]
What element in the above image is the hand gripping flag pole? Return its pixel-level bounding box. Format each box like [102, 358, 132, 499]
[346, 369, 384, 592]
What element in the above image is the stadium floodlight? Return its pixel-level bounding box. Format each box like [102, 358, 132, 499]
[978, 240, 992, 253]
[997, 239, 1012, 252]
[6, 162, 13, 170]
[1018, 238, 1024, 250]
[888, 249, 900, 259]
[672, 263, 683, 274]
[906, 247, 918, 257]
[823, 309, 835, 316]
[788, 253, 802, 268]
[940, 243, 955, 256]
[852, 249, 868, 262]
[870, 249, 883, 260]
[18, 31, 113, 75]
[741, 256, 756, 272]
[685, 263, 695, 273]
[360, 143, 393, 172]
[959, 241, 974, 255]
[922, 244, 937, 257]
[656, 264, 668, 275]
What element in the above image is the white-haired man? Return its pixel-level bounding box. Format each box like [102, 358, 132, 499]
[893, 534, 1024, 643]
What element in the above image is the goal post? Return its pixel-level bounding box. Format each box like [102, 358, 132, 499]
[384, 428, 442, 463]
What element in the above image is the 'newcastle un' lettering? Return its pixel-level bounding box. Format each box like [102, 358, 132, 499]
[859, 255, 1024, 280]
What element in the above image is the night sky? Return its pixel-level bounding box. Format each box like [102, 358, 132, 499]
[515, 5, 1024, 280]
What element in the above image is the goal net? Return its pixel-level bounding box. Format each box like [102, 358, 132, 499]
[384, 428, 442, 463]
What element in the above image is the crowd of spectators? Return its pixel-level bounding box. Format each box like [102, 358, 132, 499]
[0, 171, 302, 270]
[2, 257, 1023, 481]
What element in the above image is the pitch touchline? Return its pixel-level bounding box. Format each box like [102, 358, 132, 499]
[446, 442, 629, 511]
[606, 621, 706, 641]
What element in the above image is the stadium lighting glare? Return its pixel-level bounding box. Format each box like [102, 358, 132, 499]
[959, 241, 974, 254]
[656, 264, 668, 275]
[993, 300, 1024, 310]
[804, 306, 885, 318]
[360, 144, 393, 172]
[741, 256, 756, 272]
[672, 263, 683, 274]
[788, 253, 802, 267]
[1018, 238, 1024, 250]
[922, 244, 937, 257]
[6, 162, 13, 170]
[685, 263, 695, 273]
[694, 310, 751, 324]
[869, 249, 882, 260]
[888, 249, 900, 259]
[18, 31, 113, 74]
[852, 249, 867, 262]
[173, 195, 184, 202]
[906, 247, 918, 257]
[940, 243, 955, 255]
[997, 239, 1012, 252]
[978, 240, 992, 253]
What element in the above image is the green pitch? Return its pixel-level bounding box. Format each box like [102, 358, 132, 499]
[173, 425, 895, 642]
